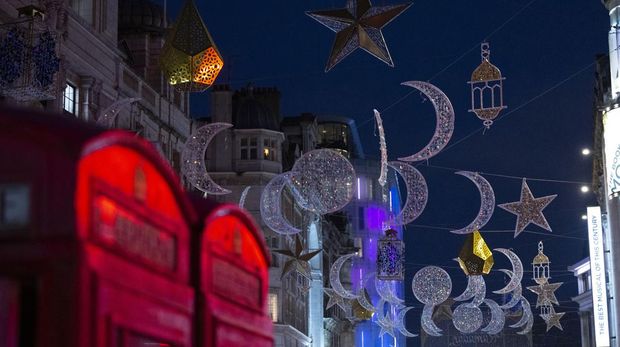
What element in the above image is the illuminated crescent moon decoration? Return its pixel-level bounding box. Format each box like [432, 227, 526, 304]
[481, 299, 505, 335]
[374, 109, 388, 187]
[421, 304, 442, 336]
[97, 97, 141, 128]
[498, 269, 522, 310]
[397, 307, 418, 338]
[492, 248, 523, 295]
[453, 274, 486, 307]
[512, 298, 534, 335]
[388, 161, 428, 225]
[451, 171, 495, 234]
[357, 288, 375, 312]
[330, 253, 358, 299]
[397, 81, 455, 162]
[181, 123, 232, 195]
[260, 172, 301, 235]
[238, 186, 251, 208]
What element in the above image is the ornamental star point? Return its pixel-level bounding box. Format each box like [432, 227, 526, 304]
[307, 0, 412, 71]
[498, 179, 557, 238]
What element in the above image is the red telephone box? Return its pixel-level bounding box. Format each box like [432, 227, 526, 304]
[0, 107, 196, 347]
[191, 199, 273, 347]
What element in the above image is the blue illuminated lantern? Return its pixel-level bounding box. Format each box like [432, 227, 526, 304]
[377, 229, 404, 281]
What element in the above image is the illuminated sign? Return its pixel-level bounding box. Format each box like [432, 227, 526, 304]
[604, 108, 620, 197]
[93, 195, 176, 271]
[587, 206, 610, 347]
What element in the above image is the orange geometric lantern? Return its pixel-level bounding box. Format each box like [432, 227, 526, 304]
[160, 0, 223, 92]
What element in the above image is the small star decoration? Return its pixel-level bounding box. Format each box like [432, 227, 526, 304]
[498, 179, 557, 238]
[324, 287, 349, 311]
[526, 282, 562, 308]
[273, 234, 321, 279]
[306, 0, 412, 72]
[543, 310, 565, 332]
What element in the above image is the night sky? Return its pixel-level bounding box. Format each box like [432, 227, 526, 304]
[160, 0, 608, 345]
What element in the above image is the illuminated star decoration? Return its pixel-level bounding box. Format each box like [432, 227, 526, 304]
[543, 306, 565, 332]
[306, 0, 412, 72]
[273, 234, 322, 279]
[377, 313, 397, 338]
[526, 282, 562, 308]
[498, 179, 557, 238]
[324, 287, 349, 311]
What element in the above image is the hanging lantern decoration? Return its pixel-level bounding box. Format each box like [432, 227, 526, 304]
[0, 6, 60, 101]
[160, 0, 223, 92]
[456, 231, 494, 276]
[468, 42, 506, 129]
[377, 229, 405, 281]
[532, 241, 551, 285]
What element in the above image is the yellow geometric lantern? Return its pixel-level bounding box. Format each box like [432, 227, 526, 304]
[457, 231, 494, 276]
[160, 0, 223, 92]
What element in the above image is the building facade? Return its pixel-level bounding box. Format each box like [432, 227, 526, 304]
[568, 257, 595, 347]
[0, 0, 190, 173]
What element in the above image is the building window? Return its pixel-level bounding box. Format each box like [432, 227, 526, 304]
[269, 236, 280, 267]
[263, 138, 277, 161]
[268, 293, 278, 322]
[63, 83, 78, 116]
[240, 137, 258, 160]
[71, 0, 94, 25]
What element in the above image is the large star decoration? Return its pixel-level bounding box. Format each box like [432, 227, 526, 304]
[498, 179, 557, 238]
[273, 234, 322, 279]
[306, 0, 412, 72]
[526, 282, 562, 308]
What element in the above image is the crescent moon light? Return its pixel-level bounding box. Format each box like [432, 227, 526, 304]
[492, 248, 524, 295]
[238, 186, 251, 208]
[397, 307, 419, 338]
[421, 304, 443, 336]
[451, 171, 495, 234]
[330, 253, 358, 299]
[374, 109, 388, 187]
[181, 123, 232, 195]
[357, 288, 375, 312]
[454, 274, 486, 307]
[510, 297, 532, 329]
[498, 269, 522, 310]
[388, 161, 428, 226]
[481, 299, 505, 335]
[514, 298, 534, 335]
[398, 81, 455, 162]
[97, 97, 141, 128]
[260, 172, 301, 235]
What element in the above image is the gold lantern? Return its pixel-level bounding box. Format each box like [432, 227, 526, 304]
[352, 289, 375, 321]
[532, 241, 551, 285]
[468, 42, 506, 129]
[457, 231, 494, 276]
[160, 0, 223, 92]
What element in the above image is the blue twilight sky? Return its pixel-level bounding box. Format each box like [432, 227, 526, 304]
[160, 0, 608, 345]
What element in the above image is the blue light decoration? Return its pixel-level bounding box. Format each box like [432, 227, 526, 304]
[32, 31, 59, 88]
[377, 229, 404, 281]
[0, 7, 60, 101]
[0, 28, 26, 86]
